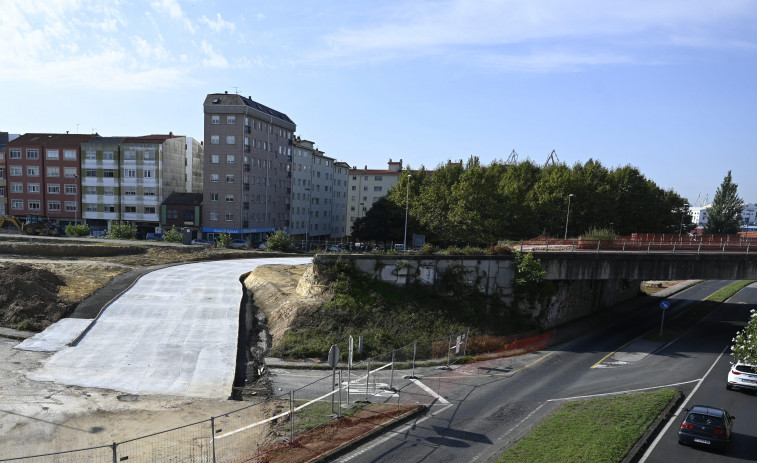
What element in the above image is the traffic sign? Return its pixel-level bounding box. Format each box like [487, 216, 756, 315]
[660, 301, 670, 310]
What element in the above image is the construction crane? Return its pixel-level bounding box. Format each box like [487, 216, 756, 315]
[544, 150, 560, 167]
[506, 150, 519, 165]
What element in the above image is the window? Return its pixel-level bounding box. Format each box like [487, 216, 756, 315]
[104, 204, 115, 213]
[226, 136, 235, 144]
[143, 169, 155, 178]
[48, 184, 60, 194]
[103, 169, 115, 178]
[226, 155, 235, 163]
[27, 166, 39, 176]
[10, 166, 21, 176]
[65, 184, 77, 194]
[27, 149, 39, 159]
[86, 186, 97, 194]
[63, 150, 76, 160]
[211, 135, 220, 144]
[125, 169, 136, 178]
[85, 151, 96, 160]
[143, 151, 155, 161]
[124, 151, 136, 160]
[45, 167, 60, 177]
[227, 115, 236, 124]
[351, 185, 356, 191]
[374, 186, 383, 192]
[65, 202, 77, 212]
[86, 204, 97, 212]
[210, 193, 218, 202]
[28, 184, 40, 193]
[144, 207, 156, 214]
[374, 176, 382, 181]
[167, 209, 178, 219]
[11, 199, 23, 209]
[211, 115, 220, 125]
[48, 201, 61, 211]
[184, 210, 195, 221]
[211, 155, 220, 164]
[226, 174, 234, 183]
[225, 194, 234, 202]
[64, 168, 77, 177]
[124, 206, 137, 213]
[144, 188, 156, 196]
[209, 212, 218, 221]
[28, 200, 41, 210]
[225, 213, 234, 221]
[0, 168, 3, 179]
[103, 187, 114, 195]
[124, 188, 136, 196]
[11, 183, 23, 193]
[103, 151, 114, 160]
[9, 149, 21, 159]
[46, 149, 59, 159]
[209, 174, 219, 183]
[86, 169, 97, 177]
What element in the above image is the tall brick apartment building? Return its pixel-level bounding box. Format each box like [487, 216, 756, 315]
[202, 93, 296, 242]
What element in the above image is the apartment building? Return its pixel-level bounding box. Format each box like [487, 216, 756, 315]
[0, 148, 6, 215]
[332, 161, 349, 240]
[346, 159, 403, 236]
[6, 133, 95, 223]
[203, 92, 296, 241]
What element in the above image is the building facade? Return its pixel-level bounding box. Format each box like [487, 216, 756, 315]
[0, 148, 6, 215]
[331, 161, 350, 240]
[203, 92, 296, 241]
[346, 159, 403, 236]
[691, 203, 757, 227]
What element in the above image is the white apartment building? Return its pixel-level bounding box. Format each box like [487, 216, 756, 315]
[331, 161, 349, 239]
[690, 203, 757, 227]
[346, 159, 403, 237]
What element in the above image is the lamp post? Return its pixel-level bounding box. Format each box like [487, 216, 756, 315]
[73, 174, 79, 226]
[403, 175, 411, 251]
[679, 203, 690, 238]
[564, 194, 575, 240]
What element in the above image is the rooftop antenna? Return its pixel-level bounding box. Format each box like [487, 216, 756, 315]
[232, 86, 241, 94]
[506, 149, 519, 165]
[544, 149, 559, 167]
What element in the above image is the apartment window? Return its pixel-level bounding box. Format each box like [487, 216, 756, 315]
[63, 150, 76, 160]
[211, 155, 220, 164]
[143, 169, 155, 178]
[374, 186, 383, 192]
[211, 115, 220, 124]
[103, 169, 115, 178]
[144, 206, 156, 214]
[28, 184, 40, 193]
[86, 204, 97, 212]
[104, 204, 115, 213]
[9, 149, 21, 159]
[48, 201, 61, 211]
[46, 149, 59, 159]
[124, 188, 136, 196]
[143, 151, 155, 161]
[210, 193, 218, 202]
[65, 184, 77, 195]
[209, 174, 219, 183]
[227, 115, 236, 124]
[47, 167, 60, 177]
[11, 183, 23, 193]
[225, 213, 234, 221]
[27, 166, 40, 176]
[125, 169, 136, 178]
[86, 169, 97, 177]
[211, 135, 220, 144]
[48, 184, 60, 194]
[85, 151, 96, 160]
[226, 155, 235, 163]
[351, 185, 356, 191]
[28, 200, 41, 210]
[103, 187, 114, 195]
[86, 186, 97, 194]
[11, 199, 23, 209]
[27, 149, 39, 159]
[209, 212, 218, 221]
[124, 151, 136, 160]
[9, 166, 20, 176]
[103, 151, 114, 160]
[167, 209, 178, 219]
[225, 194, 234, 202]
[65, 202, 77, 212]
[374, 176, 382, 181]
[0, 168, 3, 179]
[225, 174, 234, 183]
[124, 206, 137, 213]
[226, 136, 235, 144]
[64, 167, 77, 177]
[144, 188, 156, 196]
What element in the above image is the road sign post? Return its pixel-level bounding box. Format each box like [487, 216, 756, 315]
[659, 301, 670, 335]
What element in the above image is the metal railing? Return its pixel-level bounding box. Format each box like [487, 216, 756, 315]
[519, 235, 757, 254]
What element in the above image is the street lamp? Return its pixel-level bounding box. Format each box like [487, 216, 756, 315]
[679, 203, 690, 238]
[73, 174, 79, 226]
[564, 194, 575, 240]
[403, 175, 411, 251]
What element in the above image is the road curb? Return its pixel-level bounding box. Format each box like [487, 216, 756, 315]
[622, 390, 684, 463]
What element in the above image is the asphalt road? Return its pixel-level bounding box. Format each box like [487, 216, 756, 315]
[310, 280, 757, 462]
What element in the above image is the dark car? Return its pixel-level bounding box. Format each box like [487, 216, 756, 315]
[678, 405, 734, 452]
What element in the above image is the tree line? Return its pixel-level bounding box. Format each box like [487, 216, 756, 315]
[352, 157, 693, 247]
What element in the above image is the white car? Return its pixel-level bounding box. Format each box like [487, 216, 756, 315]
[727, 362, 757, 391]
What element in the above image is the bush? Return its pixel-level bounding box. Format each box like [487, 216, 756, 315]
[162, 226, 184, 244]
[65, 224, 90, 237]
[582, 226, 616, 241]
[216, 233, 232, 249]
[265, 229, 294, 252]
[107, 221, 136, 240]
[514, 251, 547, 292]
[417, 243, 437, 255]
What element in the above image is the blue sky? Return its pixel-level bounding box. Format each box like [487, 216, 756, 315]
[2, 0, 756, 204]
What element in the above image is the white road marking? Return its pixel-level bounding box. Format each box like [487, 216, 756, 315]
[409, 378, 450, 404]
[548, 379, 702, 402]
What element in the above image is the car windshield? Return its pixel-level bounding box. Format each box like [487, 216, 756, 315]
[735, 364, 756, 374]
[687, 414, 724, 427]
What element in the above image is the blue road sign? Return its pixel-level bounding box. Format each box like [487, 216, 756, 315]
[660, 301, 670, 310]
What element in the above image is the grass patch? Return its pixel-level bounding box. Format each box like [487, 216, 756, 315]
[498, 389, 676, 463]
[705, 280, 756, 303]
[292, 400, 362, 434]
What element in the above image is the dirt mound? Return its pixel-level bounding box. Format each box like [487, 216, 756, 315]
[0, 263, 69, 331]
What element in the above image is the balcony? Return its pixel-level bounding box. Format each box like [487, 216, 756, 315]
[243, 203, 249, 210]
[245, 125, 251, 134]
[244, 164, 250, 172]
[244, 146, 250, 153]
[243, 183, 250, 191]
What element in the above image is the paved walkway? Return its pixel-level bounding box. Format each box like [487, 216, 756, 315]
[24, 257, 312, 399]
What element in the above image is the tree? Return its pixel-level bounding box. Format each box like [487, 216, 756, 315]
[351, 197, 407, 242]
[731, 308, 757, 364]
[265, 229, 295, 251]
[705, 171, 744, 234]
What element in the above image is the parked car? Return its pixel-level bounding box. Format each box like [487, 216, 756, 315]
[678, 405, 735, 452]
[191, 238, 212, 246]
[327, 245, 341, 252]
[727, 361, 757, 391]
[230, 239, 249, 249]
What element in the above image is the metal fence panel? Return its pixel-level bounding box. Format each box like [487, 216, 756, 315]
[212, 396, 285, 463]
[0, 446, 112, 463]
[115, 419, 212, 463]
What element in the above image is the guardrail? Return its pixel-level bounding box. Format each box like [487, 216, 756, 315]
[519, 235, 757, 254]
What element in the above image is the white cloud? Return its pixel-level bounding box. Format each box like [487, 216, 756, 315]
[150, 0, 195, 33]
[199, 13, 235, 34]
[200, 40, 229, 68]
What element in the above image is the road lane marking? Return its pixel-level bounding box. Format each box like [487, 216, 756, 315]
[638, 344, 729, 463]
[409, 378, 449, 404]
[547, 379, 701, 402]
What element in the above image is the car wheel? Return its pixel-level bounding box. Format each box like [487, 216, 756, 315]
[726, 383, 733, 390]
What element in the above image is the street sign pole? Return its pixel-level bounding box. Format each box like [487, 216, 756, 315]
[659, 301, 670, 335]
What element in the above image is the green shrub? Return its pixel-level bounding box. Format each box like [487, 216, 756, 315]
[582, 226, 616, 241]
[265, 229, 294, 252]
[107, 221, 136, 240]
[514, 251, 547, 292]
[487, 244, 514, 256]
[65, 224, 90, 237]
[162, 226, 184, 244]
[417, 243, 437, 255]
[216, 233, 232, 249]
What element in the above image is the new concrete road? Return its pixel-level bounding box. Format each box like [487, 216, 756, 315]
[23, 257, 311, 399]
[293, 280, 756, 462]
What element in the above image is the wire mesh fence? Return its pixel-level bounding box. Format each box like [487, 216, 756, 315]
[0, 446, 113, 463]
[115, 419, 213, 463]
